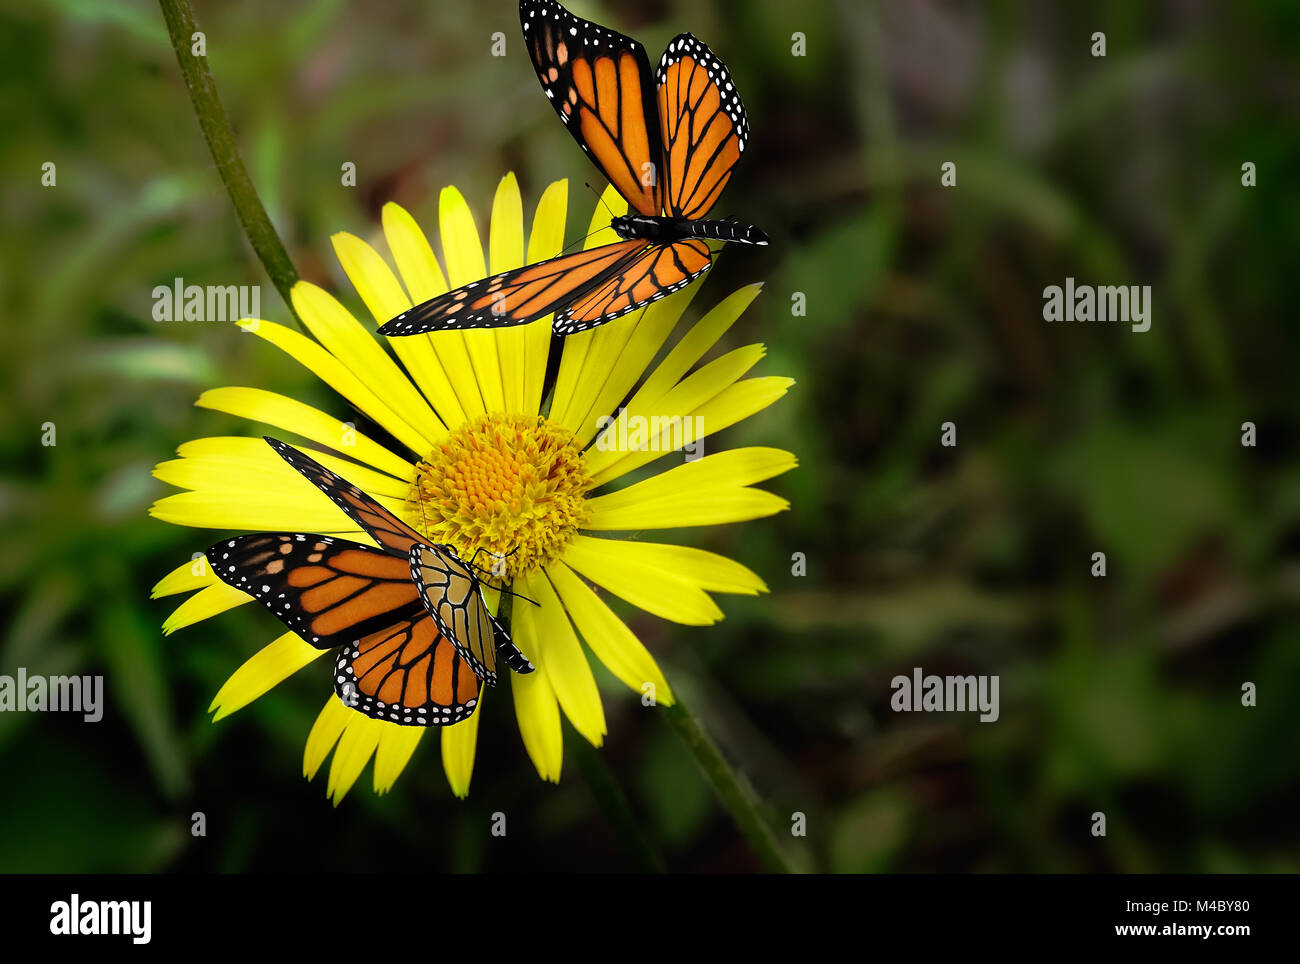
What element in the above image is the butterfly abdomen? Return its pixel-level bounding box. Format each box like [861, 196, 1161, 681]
[685, 218, 769, 246]
[612, 214, 769, 246]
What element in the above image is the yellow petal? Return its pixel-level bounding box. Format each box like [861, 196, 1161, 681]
[170, 435, 412, 499]
[289, 282, 448, 444]
[585, 539, 768, 595]
[490, 174, 526, 271]
[382, 202, 449, 297]
[234, 318, 435, 455]
[195, 386, 414, 479]
[327, 713, 383, 805]
[652, 344, 767, 417]
[161, 582, 249, 635]
[381, 202, 484, 425]
[441, 691, 484, 798]
[440, 186, 505, 413]
[588, 376, 794, 487]
[509, 591, 563, 781]
[374, 725, 424, 794]
[523, 570, 605, 747]
[150, 488, 382, 534]
[527, 180, 570, 263]
[555, 310, 644, 430]
[590, 488, 788, 530]
[566, 286, 701, 444]
[439, 185, 488, 285]
[582, 183, 625, 250]
[583, 342, 765, 482]
[546, 560, 673, 704]
[304, 695, 350, 779]
[151, 555, 218, 598]
[585, 447, 796, 528]
[331, 230, 416, 326]
[628, 284, 763, 414]
[522, 179, 568, 415]
[154, 457, 283, 494]
[491, 174, 528, 414]
[335, 228, 491, 428]
[210, 631, 325, 721]
[591, 446, 795, 500]
[561, 535, 723, 626]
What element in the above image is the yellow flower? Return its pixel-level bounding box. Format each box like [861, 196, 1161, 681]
[150, 174, 795, 803]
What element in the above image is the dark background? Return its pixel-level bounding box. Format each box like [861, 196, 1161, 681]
[1, 0, 1298, 872]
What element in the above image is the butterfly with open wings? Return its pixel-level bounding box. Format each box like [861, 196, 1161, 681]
[377, 0, 766, 340]
[205, 438, 534, 727]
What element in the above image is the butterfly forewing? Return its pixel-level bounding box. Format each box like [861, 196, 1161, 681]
[553, 239, 712, 334]
[377, 240, 649, 335]
[265, 437, 425, 557]
[521, 0, 664, 216]
[207, 533, 424, 650]
[334, 612, 480, 726]
[657, 34, 749, 220]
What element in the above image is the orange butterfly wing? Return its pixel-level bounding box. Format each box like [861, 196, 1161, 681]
[335, 611, 480, 726]
[552, 239, 712, 335]
[656, 34, 749, 220]
[207, 533, 423, 649]
[376, 240, 649, 335]
[266, 437, 435, 558]
[521, 0, 663, 216]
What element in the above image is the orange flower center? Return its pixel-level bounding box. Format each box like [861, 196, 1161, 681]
[407, 413, 590, 580]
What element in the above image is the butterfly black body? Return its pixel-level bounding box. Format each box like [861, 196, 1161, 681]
[611, 214, 768, 246]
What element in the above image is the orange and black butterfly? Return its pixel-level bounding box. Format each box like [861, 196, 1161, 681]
[378, 0, 766, 340]
[205, 438, 534, 726]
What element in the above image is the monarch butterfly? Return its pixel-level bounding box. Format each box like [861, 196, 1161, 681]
[378, 0, 767, 339]
[204, 438, 534, 726]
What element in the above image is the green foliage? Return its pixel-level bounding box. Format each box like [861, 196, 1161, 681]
[0, 0, 1296, 872]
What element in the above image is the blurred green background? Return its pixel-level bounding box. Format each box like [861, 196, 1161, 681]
[1, 0, 1298, 873]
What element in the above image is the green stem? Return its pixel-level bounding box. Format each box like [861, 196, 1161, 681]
[565, 726, 666, 873]
[158, 0, 300, 317]
[663, 695, 795, 873]
[502, 588, 664, 872]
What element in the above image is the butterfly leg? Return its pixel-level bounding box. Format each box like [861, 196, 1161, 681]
[469, 564, 541, 608]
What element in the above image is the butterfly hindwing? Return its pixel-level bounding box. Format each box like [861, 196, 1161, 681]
[207, 533, 424, 650]
[552, 238, 712, 335]
[334, 611, 480, 726]
[521, 0, 663, 216]
[657, 33, 749, 220]
[409, 544, 535, 685]
[377, 240, 649, 335]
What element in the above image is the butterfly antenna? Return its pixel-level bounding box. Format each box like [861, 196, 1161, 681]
[555, 222, 616, 257]
[584, 181, 618, 221]
[550, 183, 625, 259]
[491, 582, 541, 608]
[412, 468, 435, 541]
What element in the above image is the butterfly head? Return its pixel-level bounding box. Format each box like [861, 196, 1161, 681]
[611, 214, 664, 241]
